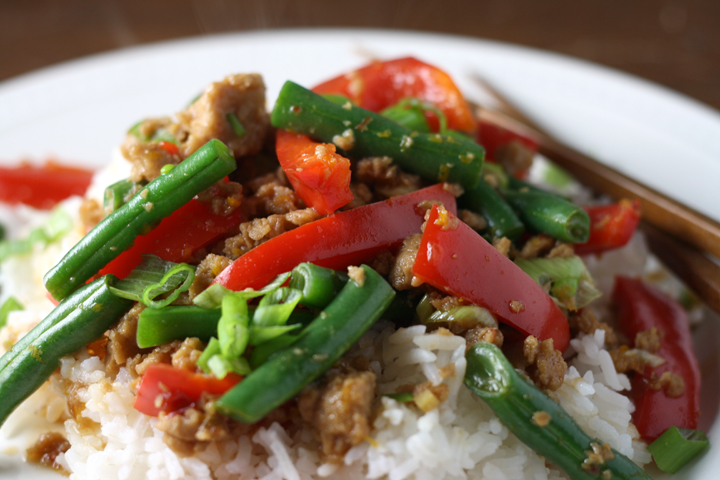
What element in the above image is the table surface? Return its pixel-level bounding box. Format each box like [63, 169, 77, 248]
[1, 0, 719, 111]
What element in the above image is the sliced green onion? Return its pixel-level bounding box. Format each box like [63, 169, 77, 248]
[381, 102, 431, 133]
[217, 295, 250, 358]
[416, 294, 497, 331]
[384, 392, 414, 402]
[197, 337, 221, 373]
[226, 113, 246, 138]
[110, 255, 195, 308]
[207, 353, 251, 379]
[192, 272, 290, 309]
[249, 324, 303, 346]
[380, 97, 449, 134]
[160, 164, 175, 175]
[515, 255, 601, 309]
[541, 160, 575, 189]
[0, 207, 73, 263]
[648, 427, 709, 473]
[104, 179, 142, 216]
[142, 263, 195, 308]
[0, 297, 23, 329]
[128, 121, 177, 144]
[252, 287, 303, 327]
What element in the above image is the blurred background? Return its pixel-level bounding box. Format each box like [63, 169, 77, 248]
[1, 0, 719, 110]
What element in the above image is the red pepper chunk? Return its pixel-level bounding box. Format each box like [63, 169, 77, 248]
[412, 205, 570, 352]
[214, 184, 457, 292]
[99, 198, 242, 279]
[275, 130, 353, 215]
[134, 364, 241, 416]
[574, 200, 641, 256]
[0, 161, 94, 209]
[613, 276, 700, 441]
[313, 57, 477, 134]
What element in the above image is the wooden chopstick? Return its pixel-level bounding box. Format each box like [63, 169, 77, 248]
[472, 76, 720, 313]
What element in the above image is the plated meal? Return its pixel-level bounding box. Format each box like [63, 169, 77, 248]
[0, 48, 712, 480]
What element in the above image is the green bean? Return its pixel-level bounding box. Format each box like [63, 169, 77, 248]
[137, 305, 316, 350]
[217, 265, 394, 423]
[464, 342, 652, 480]
[503, 189, 590, 243]
[271, 81, 484, 190]
[459, 178, 525, 240]
[44, 139, 236, 300]
[137, 306, 221, 348]
[0, 276, 132, 426]
[289, 263, 348, 309]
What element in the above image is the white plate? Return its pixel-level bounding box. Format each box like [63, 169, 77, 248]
[0, 29, 718, 479]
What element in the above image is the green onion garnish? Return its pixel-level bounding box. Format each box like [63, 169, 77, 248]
[647, 427, 709, 473]
[109, 255, 195, 308]
[0, 297, 23, 329]
[384, 392, 414, 403]
[226, 113, 246, 138]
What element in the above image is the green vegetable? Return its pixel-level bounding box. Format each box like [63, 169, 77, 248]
[44, 139, 235, 300]
[384, 392, 415, 402]
[0, 223, 5, 241]
[226, 113, 246, 138]
[289, 263, 348, 309]
[217, 265, 394, 423]
[0, 297, 23, 329]
[416, 294, 497, 331]
[648, 427, 709, 473]
[0, 276, 132, 427]
[109, 255, 196, 309]
[0, 207, 73, 264]
[459, 177, 525, 240]
[103, 179, 143, 216]
[515, 256, 601, 309]
[193, 272, 290, 309]
[218, 294, 250, 358]
[271, 81, 484, 190]
[198, 338, 251, 379]
[252, 287, 303, 327]
[380, 97, 449, 133]
[503, 189, 590, 243]
[128, 121, 177, 144]
[136, 306, 220, 348]
[464, 342, 652, 480]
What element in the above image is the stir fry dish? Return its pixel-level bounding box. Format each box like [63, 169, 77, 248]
[0, 57, 709, 480]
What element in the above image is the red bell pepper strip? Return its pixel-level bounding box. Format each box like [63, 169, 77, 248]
[0, 161, 94, 209]
[99, 198, 242, 279]
[213, 184, 457, 292]
[134, 363, 241, 416]
[312, 57, 477, 134]
[412, 204, 570, 352]
[613, 276, 700, 441]
[476, 116, 539, 163]
[275, 130, 353, 215]
[574, 200, 641, 256]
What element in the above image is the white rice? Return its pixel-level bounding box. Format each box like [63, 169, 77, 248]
[0, 315, 651, 480]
